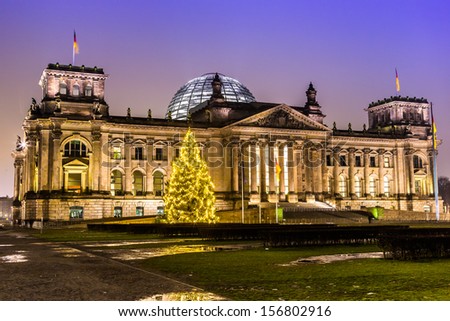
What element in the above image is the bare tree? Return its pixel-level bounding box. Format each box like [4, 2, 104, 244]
[438, 176, 450, 205]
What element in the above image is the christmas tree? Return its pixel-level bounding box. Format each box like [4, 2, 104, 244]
[163, 128, 218, 223]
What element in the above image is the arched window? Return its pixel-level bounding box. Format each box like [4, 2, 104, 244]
[369, 176, 377, 197]
[153, 171, 164, 196]
[413, 155, 423, 169]
[84, 84, 92, 96]
[72, 84, 80, 96]
[327, 176, 333, 194]
[111, 170, 123, 195]
[339, 175, 347, 197]
[133, 171, 144, 196]
[59, 82, 67, 95]
[64, 140, 87, 157]
[354, 176, 362, 197]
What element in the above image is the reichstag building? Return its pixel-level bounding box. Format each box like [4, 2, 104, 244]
[11, 63, 441, 223]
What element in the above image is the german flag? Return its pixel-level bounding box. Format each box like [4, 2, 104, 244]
[73, 31, 79, 55]
[395, 68, 400, 92]
[431, 103, 437, 150]
[276, 159, 282, 183]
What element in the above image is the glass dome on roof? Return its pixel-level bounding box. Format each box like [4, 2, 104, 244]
[166, 73, 256, 120]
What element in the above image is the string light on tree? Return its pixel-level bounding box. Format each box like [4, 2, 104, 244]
[163, 128, 218, 223]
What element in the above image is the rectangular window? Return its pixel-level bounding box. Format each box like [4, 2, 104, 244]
[85, 86, 92, 96]
[413, 156, 423, 169]
[68, 173, 82, 193]
[59, 83, 67, 95]
[72, 141, 81, 157]
[175, 148, 180, 159]
[354, 178, 362, 197]
[355, 155, 362, 167]
[72, 85, 80, 96]
[383, 177, 390, 196]
[156, 206, 164, 215]
[339, 178, 347, 197]
[384, 156, 390, 168]
[155, 148, 163, 161]
[415, 179, 423, 195]
[69, 206, 83, 219]
[135, 147, 143, 160]
[370, 156, 376, 167]
[326, 155, 333, 166]
[339, 155, 347, 166]
[136, 206, 144, 216]
[369, 178, 377, 196]
[114, 206, 122, 218]
[113, 147, 122, 160]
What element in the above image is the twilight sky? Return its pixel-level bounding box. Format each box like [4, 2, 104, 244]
[0, 0, 449, 197]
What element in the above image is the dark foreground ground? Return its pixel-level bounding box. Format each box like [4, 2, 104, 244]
[0, 229, 217, 301]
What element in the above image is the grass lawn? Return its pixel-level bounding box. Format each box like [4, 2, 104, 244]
[137, 245, 450, 301]
[32, 227, 450, 301]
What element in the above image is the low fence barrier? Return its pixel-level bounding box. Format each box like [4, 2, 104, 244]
[88, 223, 450, 259]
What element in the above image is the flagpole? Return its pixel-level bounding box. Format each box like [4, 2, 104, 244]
[275, 158, 281, 224]
[433, 149, 439, 221]
[240, 150, 245, 224]
[431, 102, 440, 221]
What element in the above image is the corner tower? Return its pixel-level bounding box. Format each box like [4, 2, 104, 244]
[366, 96, 431, 137]
[37, 63, 109, 118]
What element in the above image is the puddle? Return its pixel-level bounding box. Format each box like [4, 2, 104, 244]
[280, 252, 384, 266]
[1, 254, 28, 263]
[82, 240, 176, 248]
[94, 244, 256, 261]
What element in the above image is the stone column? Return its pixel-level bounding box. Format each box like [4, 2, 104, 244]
[91, 131, 102, 192]
[232, 142, 240, 193]
[13, 159, 24, 200]
[305, 147, 312, 193]
[250, 142, 258, 196]
[312, 148, 323, 194]
[208, 139, 224, 192]
[406, 149, 415, 194]
[167, 141, 173, 175]
[287, 142, 298, 203]
[124, 136, 132, 194]
[81, 171, 87, 192]
[363, 148, 370, 196]
[268, 142, 276, 201]
[296, 143, 303, 197]
[242, 142, 250, 195]
[26, 132, 37, 192]
[391, 150, 398, 196]
[39, 129, 50, 191]
[321, 147, 328, 195]
[146, 138, 154, 194]
[348, 148, 355, 196]
[395, 147, 405, 195]
[378, 149, 385, 196]
[278, 144, 285, 201]
[333, 147, 340, 195]
[259, 142, 267, 200]
[100, 134, 110, 192]
[51, 129, 62, 191]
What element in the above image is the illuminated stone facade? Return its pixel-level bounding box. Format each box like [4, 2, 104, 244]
[11, 64, 442, 224]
